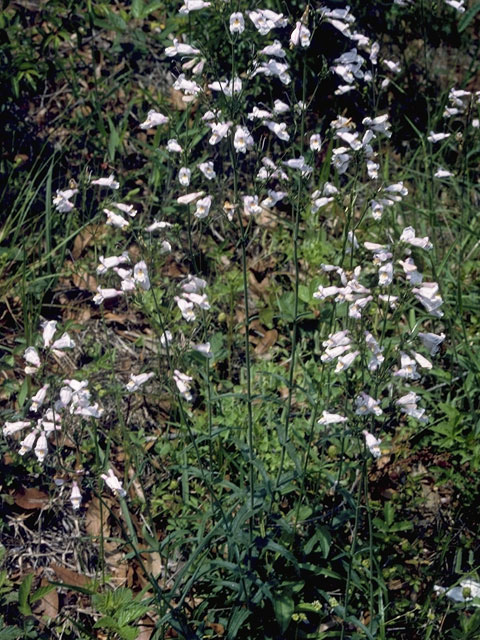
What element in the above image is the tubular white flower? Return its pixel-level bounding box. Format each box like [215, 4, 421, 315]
[126, 372, 155, 392]
[101, 469, 126, 497]
[139, 110, 168, 129]
[229, 12, 245, 33]
[194, 195, 212, 219]
[91, 174, 119, 189]
[34, 432, 48, 462]
[417, 332, 445, 356]
[318, 411, 348, 425]
[198, 161, 216, 180]
[362, 430, 382, 458]
[104, 208, 129, 229]
[290, 21, 311, 48]
[70, 482, 82, 510]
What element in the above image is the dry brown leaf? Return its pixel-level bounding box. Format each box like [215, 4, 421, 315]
[50, 563, 89, 587]
[70, 267, 98, 293]
[254, 329, 278, 356]
[85, 496, 111, 538]
[33, 579, 59, 620]
[13, 487, 49, 510]
[72, 224, 106, 259]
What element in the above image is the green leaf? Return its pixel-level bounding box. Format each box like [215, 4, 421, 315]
[131, 0, 144, 18]
[18, 573, 34, 616]
[226, 607, 250, 640]
[273, 590, 294, 633]
[30, 583, 56, 603]
[458, 3, 480, 31]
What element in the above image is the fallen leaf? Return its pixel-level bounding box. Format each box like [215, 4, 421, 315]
[13, 487, 49, 510]
[33, 579, 59, 620]
[72, 224, 106, 259]
[254, 329, 278, 356]
[50, 564, 89, 587]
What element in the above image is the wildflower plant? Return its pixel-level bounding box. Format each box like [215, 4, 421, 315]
[2, 0, 480, 638]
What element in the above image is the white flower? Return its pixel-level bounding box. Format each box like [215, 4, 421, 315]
[97, 252, 130, 274]
[101, 469, 126, 497]
[167, 138, 183, 153]
[198, 161, 216, 180]
[160, 331, 173, 347]
[264, 120, 290, 141]
[282, 156, 313, 175]
[259, 41, 286, 58]
[173, 370, 193, 401]
[273, 99, 290, 114]
[290, 21, 311, 48]
[177, 191, 205, 204]
[332, 147, 351, 174]
[194, 195, 212, 219]
[53, 188, 78, 212]
[91, 174, 119, 189]
[398, 258, 423, 284]
[183, 292, 210, 309]
[234, 126, 254, 153]
[181, 275, 207, 293]
[112, 202, 137, 217]
[193, 342, 213, 358]
[3, 420, 32, 436]
[175, 296, 196, 322]
[412, 351, 432, 369]
[434, 580, 480, 605]
[362, 430, 382, 458]
[412, 282, 444, 317]
[383, 59, 401, 74]
[434, 167, 453, 178]
[313, 285, 340, 300]
[164, 38, 200, 57]
[444, 0, 466, 13]
[179, 0, 211, 13]
[417, 332, 445, 355]
[427, 131, 451, 143]
[139, 110, 169, 129]
[355, 393, 382, 416]
[229, 12, 245, 33]
[24, 347, 41, 372]
[378, 262, 393, 286]
[400, 226, 433, 250]
[30, 384, 49, 412]
[243, 195, 262, 216]
[367, 160, 379, 179]
[208, 121, 232, 145]
[396, 392, 428, 422]
[19, 429, 39, 455]
[394, 353, 420, 380]
[310, 134, 322, 151]
[208, 78, 242, 96]
[248, 9, 287, 35]
[318, 411, 348, 425]
[34, 432, 48, 462]
[362, 114, 391, 137]
[104, 208, 129, 229]
[126, 372, 154, 392]
[133, 261, 150, 290]
[93, 287, 124, 305]
[70, 482, 82, 510]
[41, 320, 57, 348]
[335, 350, 359, 373]
[178, 167, 191, 186]
[146, 220, 172, 233]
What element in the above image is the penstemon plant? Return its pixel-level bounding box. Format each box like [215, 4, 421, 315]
[3, 1, 480, 639]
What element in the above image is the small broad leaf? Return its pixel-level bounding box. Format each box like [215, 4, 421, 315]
[273, 590, 294, 633]
[18, 573, 34, 616]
